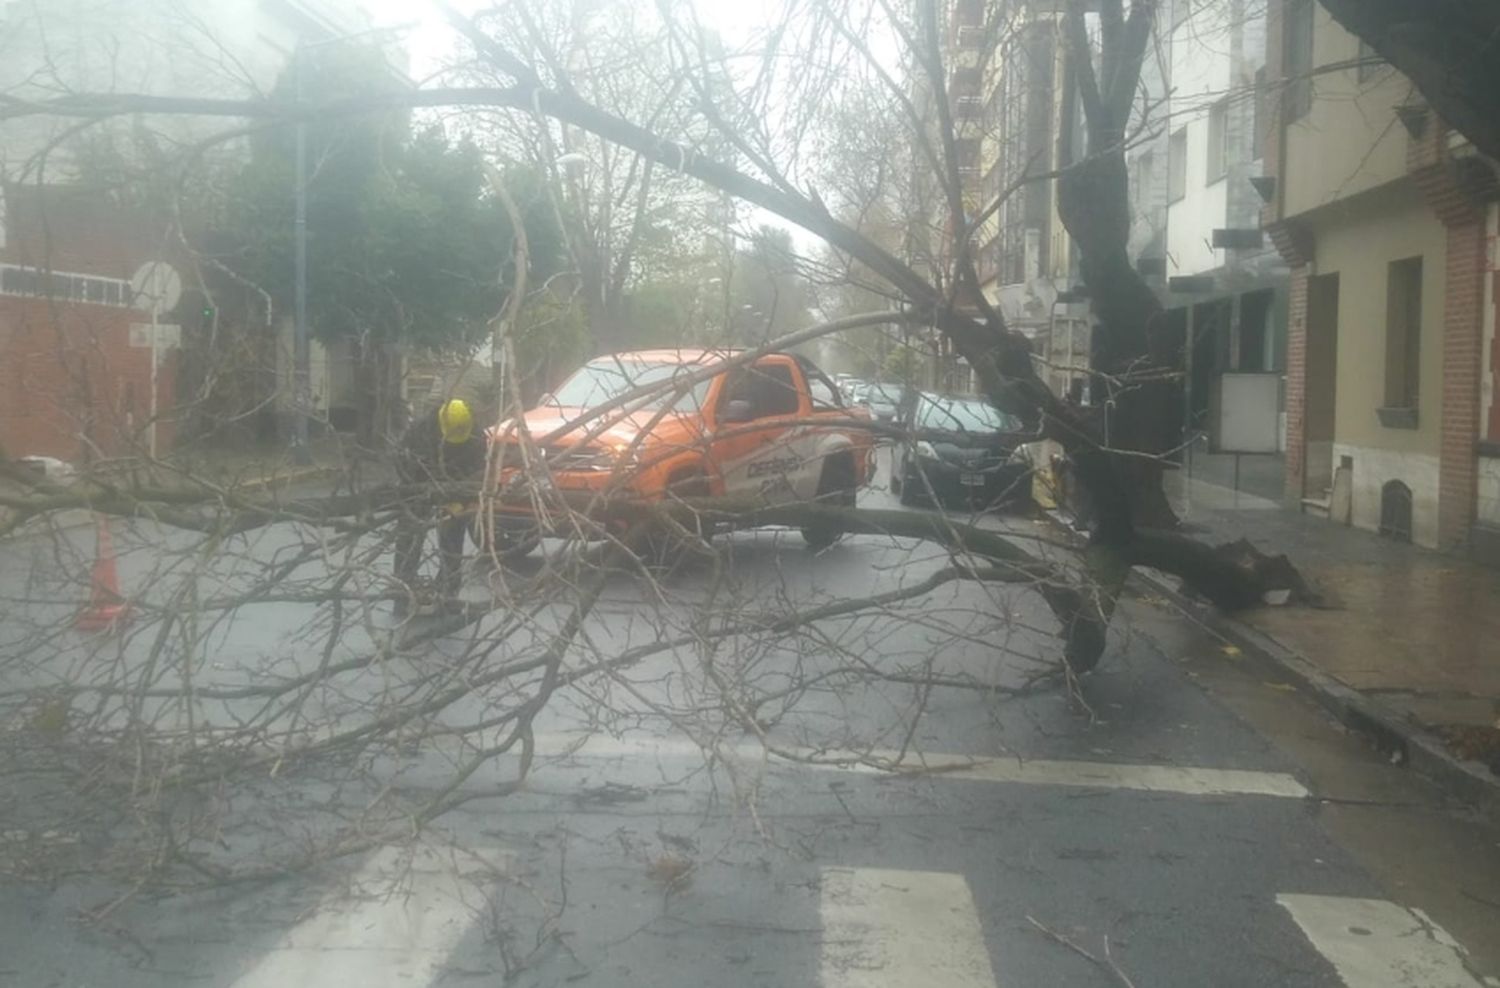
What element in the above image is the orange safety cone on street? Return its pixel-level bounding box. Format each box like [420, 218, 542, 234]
[75, 514, 131, 632]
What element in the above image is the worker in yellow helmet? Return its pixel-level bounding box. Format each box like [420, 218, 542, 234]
[393, 398, 486, 617]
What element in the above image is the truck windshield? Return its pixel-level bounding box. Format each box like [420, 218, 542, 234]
[548, 358, 711, 411]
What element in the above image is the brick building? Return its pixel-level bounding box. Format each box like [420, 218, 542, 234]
[0, 0, 380, 462]
[0, 185, 178, 461]
[1264, 0, 1500, 559]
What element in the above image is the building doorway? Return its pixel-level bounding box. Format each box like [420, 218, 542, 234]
[1304, 273, 1340, 496]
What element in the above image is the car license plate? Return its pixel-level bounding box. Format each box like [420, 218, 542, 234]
[960, 472, 985, 486]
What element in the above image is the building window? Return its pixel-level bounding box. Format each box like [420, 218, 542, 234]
[1167, 127, 1187, 202]
[1383, 256, 1423, 411]
[1251, 66, 1267, 160]
[1206, 100, 1228, 183]
[1284, 0, 1314, 122]
[1356, 37, 1386, 82]
[1133, 149, 1155, 210]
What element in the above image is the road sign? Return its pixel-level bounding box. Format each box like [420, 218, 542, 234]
[129, 323, 181, 350]
[129, 261, 182, 314]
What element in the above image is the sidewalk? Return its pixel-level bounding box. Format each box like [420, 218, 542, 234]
[1149, 472, 1500, 812]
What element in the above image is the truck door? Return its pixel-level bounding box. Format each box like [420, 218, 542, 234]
[712, 358, 818, 501]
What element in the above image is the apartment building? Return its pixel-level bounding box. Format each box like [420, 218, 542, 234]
[1263, 0, 1500, 557]
[950, 0, 1087, 399]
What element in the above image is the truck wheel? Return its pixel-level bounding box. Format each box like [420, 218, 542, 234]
[802, 455, 855, 550]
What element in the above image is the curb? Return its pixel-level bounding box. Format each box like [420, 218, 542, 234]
[1130, 565, 1500, 827]
[1037, 508, 1500, 825]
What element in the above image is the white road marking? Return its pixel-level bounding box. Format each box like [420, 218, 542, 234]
[230, 845, 504, 988]
[820, 867, 998, 988]
[532, 733, 1310, 799]
[1277, 894, 1498, 987]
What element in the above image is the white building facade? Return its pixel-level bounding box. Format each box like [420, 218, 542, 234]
[1126, 0, 1290, 466]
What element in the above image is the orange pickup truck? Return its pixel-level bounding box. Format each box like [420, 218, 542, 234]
[477, 349, 875, 557]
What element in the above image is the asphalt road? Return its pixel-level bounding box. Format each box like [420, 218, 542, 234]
[2, 451, 1498, 987]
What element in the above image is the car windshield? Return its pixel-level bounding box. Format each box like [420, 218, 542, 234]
[867, 385, 903, 404]
[917, 395, 1019, 433]
[547, 358, 712, 412]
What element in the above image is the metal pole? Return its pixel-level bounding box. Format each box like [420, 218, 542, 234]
[149, 290, 159, 459]
[1066, 317, 1076, 397]
[292, 44, 312, 465]
[1184, 304, 1195, 480]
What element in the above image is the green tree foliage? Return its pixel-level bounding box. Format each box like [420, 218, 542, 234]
[226, 44, 563, 352]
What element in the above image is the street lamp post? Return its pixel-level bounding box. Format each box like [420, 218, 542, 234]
[292, 44, 311, 463]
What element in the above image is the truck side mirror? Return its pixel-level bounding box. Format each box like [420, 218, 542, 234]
[721, 398, 754, 423]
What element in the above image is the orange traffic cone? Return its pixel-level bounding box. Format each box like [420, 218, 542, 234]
[75, 514, 130, 632]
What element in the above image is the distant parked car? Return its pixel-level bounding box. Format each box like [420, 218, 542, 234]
[840, 378, 871, 406]
[863, 383, 905, 423]
[891, 392, 1032, 511]
[16, 456, 77, 481]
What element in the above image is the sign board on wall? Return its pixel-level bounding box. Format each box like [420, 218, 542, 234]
[129, 323, 181, 349]
[1218, 373, 1280, 454]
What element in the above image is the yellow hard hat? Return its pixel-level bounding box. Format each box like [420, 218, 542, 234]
[438, 399, 474, 444]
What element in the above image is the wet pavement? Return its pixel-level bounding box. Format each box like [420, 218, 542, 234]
[1, 455, 1498, 986]
[1165, 471, 1500, 749]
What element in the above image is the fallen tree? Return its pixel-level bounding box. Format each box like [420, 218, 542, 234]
[0, 0, 1323, 900]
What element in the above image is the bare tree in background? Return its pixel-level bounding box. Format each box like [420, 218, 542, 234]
[451, 0, 738, 356]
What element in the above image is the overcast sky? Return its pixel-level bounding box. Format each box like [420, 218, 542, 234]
[363, 0, 788, 82]
[361, 0, 818, 253]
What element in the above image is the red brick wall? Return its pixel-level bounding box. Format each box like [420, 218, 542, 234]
[1437, 218, 1485, 548]
[0, 183, 182, 464]
[1406, 122, 1491, 549]
[1283, 264, 1310, 501]
[0, 295, 176, 462]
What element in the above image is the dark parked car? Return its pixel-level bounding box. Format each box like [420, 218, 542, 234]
[891, 392, 1032, 510]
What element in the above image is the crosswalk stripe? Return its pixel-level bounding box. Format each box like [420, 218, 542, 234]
[820, 867, 998, 988]
[229, 846, 503, 988]
[1276, 894, 1497, 987]
[530, 733, 1310, 799]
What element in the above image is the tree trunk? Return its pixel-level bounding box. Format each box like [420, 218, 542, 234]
[1057, 147, 1181, 535]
